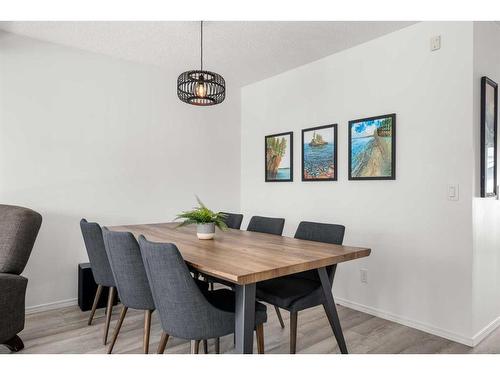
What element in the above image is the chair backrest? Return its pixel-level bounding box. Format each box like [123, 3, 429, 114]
[294, 221, 345, 245]
[247, 216, 285, 235]
[80, 219, 115, 287]
[0, 204, 42, 275]
[220, 212, 244, 230]
[139, 236, 234, 340]
[102, 229, 155, 311]
[293, 221, 346, 283]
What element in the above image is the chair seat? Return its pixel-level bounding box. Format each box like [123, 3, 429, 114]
[195, 278, 210, 291]
[204, 289, 267, 326]
[256, 276, 321, 310]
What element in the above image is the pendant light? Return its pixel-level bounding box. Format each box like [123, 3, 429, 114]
[177, 21, 226, 106]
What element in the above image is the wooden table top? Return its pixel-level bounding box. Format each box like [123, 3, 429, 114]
[108, 222, 371, 285]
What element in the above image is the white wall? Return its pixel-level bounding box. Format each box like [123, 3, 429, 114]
[241, 22, 476, 343]
[472, 22, 500, 339]
[0, 31, 241, 309]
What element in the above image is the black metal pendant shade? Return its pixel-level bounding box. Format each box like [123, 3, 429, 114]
[177, 21, 226, 106]
[177, 70, 225, 106]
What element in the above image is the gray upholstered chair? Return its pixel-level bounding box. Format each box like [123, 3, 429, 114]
[80, 219, 117, 345]
[102, 228, 156, 354]
[0, 204, 42, 352]
[246, 215, 286, 328]
[256, 221, 346, 354]
[139, 236, 267, 354]
[219, 212, 244, 230]
[247, 215, 285, 236]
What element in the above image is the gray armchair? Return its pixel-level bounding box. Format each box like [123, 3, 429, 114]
[0, 204, 42, 352]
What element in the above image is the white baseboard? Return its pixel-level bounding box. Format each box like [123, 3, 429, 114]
[26, 298, 78, 315]
[472, 315, 500, 346]
[335, 297, 475, 347]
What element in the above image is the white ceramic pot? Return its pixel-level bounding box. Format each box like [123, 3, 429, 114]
[197, 223, 215, 240]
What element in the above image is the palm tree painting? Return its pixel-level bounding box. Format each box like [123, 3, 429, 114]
[265, 132, 293, 182]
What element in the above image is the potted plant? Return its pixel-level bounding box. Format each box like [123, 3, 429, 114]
[175, 196, 228, 239]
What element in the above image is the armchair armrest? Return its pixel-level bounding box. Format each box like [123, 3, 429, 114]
[0, 273, 28, 344]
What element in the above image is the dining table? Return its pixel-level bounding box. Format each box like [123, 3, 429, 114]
[108, 222, 371, 354]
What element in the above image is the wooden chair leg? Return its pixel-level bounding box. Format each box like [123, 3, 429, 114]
[157, 332, 169, 354]
[274, 305, 285, 329]
[256, 323, 265, 354]
[107, 305, 128, 354]
[203, 339, 208, 354]
[215, 337, 220, 354]
[191, 340, 200, 354]
[143, 310, 153, 354]
[88, 285, 103, 326]
[290, 311, 298, 354]
[103, 286, 116, 345]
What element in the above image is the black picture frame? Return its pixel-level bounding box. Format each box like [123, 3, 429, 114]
[480, 76, 498, 198]
[348, 113, 396, 180]
[265, 131, 293, 182]
[301, 124, 338, 182]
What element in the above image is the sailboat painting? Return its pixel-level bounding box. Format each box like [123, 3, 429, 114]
[265, 131, 293, 182]
[302, 124, 337, 181]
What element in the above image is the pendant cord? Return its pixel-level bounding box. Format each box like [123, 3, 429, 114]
[200, 20, 203, 71]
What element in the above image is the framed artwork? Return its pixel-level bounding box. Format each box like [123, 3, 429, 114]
[348, 114, 396, 180]
[480, 76, 498, 197]
[301, 124, 337, 181]
[265, 131, 293, 182]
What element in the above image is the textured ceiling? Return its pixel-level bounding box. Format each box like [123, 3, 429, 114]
[0, 21, 416, 87]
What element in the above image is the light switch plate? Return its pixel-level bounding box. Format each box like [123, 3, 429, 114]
[448, 184, 459, 201]
[431, 35, 441, 51]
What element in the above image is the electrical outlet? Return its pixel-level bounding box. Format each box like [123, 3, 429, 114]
[430, 35, 441, 51]
[360, 269, 368, 284]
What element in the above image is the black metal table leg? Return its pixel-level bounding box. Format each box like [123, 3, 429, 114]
[317, 266, 348, 354]
[234, 283, 256, 354]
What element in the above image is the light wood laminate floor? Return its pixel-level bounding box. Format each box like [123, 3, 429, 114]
[2, 302, 499, 354]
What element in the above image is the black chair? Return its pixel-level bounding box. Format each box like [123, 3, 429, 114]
[80, 219, 117, 345]
[256, 221, 346, 354]
[139, 236, 267, 354]
[102, 229, 157, 354]
[220, 212, 244, 230]
[246, 215, 287, 329]
[247, 215, 285, 235]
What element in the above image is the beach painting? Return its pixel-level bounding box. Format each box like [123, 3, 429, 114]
[349, 114, 396, 180]
[302, 124, 337, 181]
[265, 131, 293, 182]
[480, 77, 498, 197]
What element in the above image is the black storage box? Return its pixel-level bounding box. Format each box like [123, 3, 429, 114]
[78, 263, 118, 311]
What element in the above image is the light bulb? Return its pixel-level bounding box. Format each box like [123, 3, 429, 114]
[195, 80, 207, 98]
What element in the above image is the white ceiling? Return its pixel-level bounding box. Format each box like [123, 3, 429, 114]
[0, 21, 415, 87]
